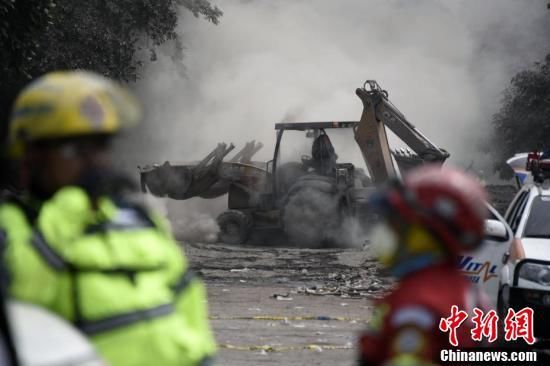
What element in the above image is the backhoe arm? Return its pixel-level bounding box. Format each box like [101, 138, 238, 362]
[355, 80, 450, 183]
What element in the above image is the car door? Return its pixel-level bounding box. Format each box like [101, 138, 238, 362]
[460, 204, 513, 306]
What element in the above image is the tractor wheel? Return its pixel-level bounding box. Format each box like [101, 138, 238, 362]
[216, 210, 252, 245]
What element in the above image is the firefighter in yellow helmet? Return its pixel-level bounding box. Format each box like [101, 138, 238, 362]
[0, 71, 217, 366]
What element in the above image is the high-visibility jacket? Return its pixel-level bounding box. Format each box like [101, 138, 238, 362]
[0, 186, 216, 366]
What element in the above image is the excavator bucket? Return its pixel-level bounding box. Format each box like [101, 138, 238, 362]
[392, 148, 424, 174]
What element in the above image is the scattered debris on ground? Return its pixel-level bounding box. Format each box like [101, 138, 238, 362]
[185, 242, 394, 300]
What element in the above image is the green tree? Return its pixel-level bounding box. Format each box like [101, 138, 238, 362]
[0, 0, 221, 189]
[0, 0, 222, 140]
[491, 54, 550, 178]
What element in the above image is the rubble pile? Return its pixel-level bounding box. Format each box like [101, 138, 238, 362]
[297, 271, 393, 299]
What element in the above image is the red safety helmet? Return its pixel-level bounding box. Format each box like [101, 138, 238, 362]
[382, 165, 488, 256]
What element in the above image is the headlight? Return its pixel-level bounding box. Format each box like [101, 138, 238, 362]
[518, 263, 550, 286]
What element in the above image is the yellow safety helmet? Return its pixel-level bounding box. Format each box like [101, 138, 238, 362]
[7, 70, 141, 158]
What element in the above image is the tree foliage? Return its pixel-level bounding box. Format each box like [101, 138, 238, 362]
[0, 0, 222, 140]
[491, 54, 550, 178]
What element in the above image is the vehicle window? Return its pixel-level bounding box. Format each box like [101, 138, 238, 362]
[511, 194, 529, 233]
[507, 192, 528, 233]
[505, 191, 526, 223]
[523, 196, 550, 238]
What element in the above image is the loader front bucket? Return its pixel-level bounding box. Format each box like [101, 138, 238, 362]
[139, 162, 194, 199]
[139, 143, 235, 200]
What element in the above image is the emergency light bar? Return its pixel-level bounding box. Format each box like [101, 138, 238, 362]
[526, 151, 550, 183]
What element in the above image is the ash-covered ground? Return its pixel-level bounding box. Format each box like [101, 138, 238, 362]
[183, 242, 390, 366]
[175, 184, 517, 365]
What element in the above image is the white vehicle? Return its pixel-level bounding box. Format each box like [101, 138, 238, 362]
[498, 152, 550, 339]
[1, 300, 104, 366]
[459, 203, 513, 307]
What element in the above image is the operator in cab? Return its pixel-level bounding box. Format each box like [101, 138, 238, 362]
[308, 130, 338, 176]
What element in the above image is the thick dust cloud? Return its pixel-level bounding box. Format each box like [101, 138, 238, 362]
[116, 0, 550, 242]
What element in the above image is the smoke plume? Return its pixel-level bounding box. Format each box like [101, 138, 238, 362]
[116, 0, 550, 243]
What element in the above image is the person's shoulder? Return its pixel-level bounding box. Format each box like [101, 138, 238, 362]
[0, 190, 31, 218]
[0, 191, 36, 234]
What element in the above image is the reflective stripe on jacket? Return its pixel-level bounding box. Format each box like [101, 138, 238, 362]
[0, 186, 216, 366]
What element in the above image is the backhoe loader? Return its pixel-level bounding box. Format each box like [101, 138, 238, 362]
[139, 80, 449, 246]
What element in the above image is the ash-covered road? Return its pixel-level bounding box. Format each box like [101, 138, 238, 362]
[172, 184, 516, 365]
[183, 242, 391, 366]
